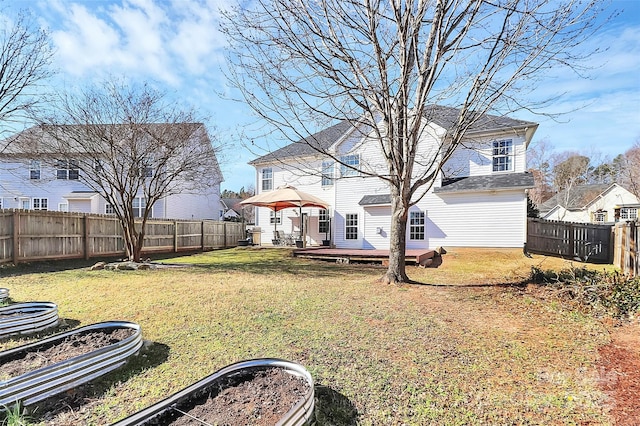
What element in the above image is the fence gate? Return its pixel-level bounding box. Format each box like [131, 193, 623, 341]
[526, 218, 613, 264]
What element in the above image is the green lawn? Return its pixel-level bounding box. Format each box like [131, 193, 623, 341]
[0, 248, 613, 425]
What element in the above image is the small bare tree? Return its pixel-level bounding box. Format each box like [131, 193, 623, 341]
[33, 80, 221, 262]
[224, 0, 609, 284]
[0, 7, 53, 148]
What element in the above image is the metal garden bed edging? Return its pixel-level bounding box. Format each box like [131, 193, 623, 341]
[0, 302, 59, 338]
[0, 321, 143, 407]
[111, 358, 315, 426]
[0, 288, 8, 302]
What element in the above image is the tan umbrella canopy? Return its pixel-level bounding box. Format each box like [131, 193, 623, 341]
[240, 184, 330, 241]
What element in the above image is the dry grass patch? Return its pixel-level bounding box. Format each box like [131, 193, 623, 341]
[0, 247, 614, 425]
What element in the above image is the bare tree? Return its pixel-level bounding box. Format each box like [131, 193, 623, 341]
[527, 138, 554, 205]
[616, 141, 640, 199]
[223, 0, 608, 284]
[32, 80, 221, 262]
[0, 7, 53, 144]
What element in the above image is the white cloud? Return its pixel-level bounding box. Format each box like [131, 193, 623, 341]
[47, 0, 227, 86]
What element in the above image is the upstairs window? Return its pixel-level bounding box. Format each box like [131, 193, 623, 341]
[56, 159, 79, 180]
[30, 160, 40, 180]
[140, 157, 153, 177]
[409, 211, 425, 240]
[492, 139, 513, 172]
[340, 154, 360, 177]
[321, 161, 334, 186]
[262, 168, 273, 191]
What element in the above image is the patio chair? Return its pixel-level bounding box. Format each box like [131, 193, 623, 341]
[272, 231, 283, 246]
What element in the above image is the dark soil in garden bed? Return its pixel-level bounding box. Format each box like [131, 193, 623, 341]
[0, 328, 134, 381]
[166, 368, 310, 426]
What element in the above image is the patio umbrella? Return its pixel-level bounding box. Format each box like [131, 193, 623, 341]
[240, 185, 330, 243]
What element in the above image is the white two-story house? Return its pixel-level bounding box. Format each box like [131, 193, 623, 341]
[0, 124, 223, 220]
[249, 106, 538, 249]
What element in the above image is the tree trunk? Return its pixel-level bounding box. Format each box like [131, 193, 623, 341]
[382, 192, 410, 284]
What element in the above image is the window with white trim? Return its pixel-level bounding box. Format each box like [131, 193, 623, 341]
[30, 160, 40, 180]
[620, 207, 638, 221]
[59, 203, 69, 212]
[319, 209, 330, 234]
[269, 210, 281, 224]
[340, 154, 360, 177]
[21, 200, 30, 209]
[492, 139, 513, 172]
[106, 203, 115, 215]
[56, 159, 79, 180]
[321, 161, 334, 186]
[32, 198, 48, 211]
[262, 168, 273, 191]
[409, 211, 425, 240]
[132, 197, 151, 218]
[345, 213, 358, 240]
[0, 198, 3, 209]
[593, 210, 607, 224]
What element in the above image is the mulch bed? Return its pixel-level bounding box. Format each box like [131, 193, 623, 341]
[597, 322, 640, 425]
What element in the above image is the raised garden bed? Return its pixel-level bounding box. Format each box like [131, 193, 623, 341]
[111, 358, 315, 426]
[0, 321, 143, 407]
[0, 302, 59, 339]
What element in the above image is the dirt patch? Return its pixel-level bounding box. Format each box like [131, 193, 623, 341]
[0, 328, 134, 381]
[168, 368, 310, 425]
[597, 322, 640, 425]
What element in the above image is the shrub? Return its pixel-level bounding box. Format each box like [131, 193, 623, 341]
[530, 266, 640, 319]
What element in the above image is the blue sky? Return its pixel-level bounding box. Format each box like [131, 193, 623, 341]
[5, 0, 640, 191]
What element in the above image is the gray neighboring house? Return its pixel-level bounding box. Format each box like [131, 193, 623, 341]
[248, 105, 538, 249]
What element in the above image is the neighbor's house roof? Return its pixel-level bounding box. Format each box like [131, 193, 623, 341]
[250, 105, 538, 165]
[538, 184, 618, 215]
[0, 123, 212, 155]
[433, 172, 535, 194]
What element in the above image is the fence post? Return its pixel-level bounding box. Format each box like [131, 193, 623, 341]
[223, 222, 228, 248]
[12, 210, 19, 264]
[201, 221, 205, 251]
[173, 221, 178, 253]
[84, 215, 90, 260]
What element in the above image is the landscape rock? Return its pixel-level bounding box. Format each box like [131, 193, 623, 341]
[90, 262, 106, 271]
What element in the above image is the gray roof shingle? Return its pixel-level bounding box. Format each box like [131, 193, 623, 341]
[538, 184, 614, 213]
[250, 106, 537, 165]
[359, 194, 392, 205]
[434, 172, 535, 193]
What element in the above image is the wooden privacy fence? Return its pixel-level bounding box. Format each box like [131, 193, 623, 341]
[526, 218, 613, 264]
[0, 209, 244, 264]
[613, 221, 639, 276]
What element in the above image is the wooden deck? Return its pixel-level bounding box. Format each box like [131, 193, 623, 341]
[293, 247, 436, 266]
